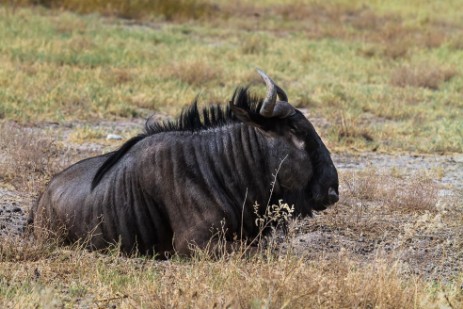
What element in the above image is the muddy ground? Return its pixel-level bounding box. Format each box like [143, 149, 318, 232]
[0, 119, 462, 281]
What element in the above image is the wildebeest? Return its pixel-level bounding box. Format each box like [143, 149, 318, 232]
[29, 69, 339, 258]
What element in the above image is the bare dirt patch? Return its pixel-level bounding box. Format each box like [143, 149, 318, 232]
[287, 152, 463, 280]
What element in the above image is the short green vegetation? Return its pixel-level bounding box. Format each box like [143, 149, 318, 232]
[0, 0, 462, 153]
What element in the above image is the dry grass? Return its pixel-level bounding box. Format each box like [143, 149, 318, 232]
[344, 168, 438, 213]
[0, 3, 462, 152]
[0, 234, 459, 308]
[330, 113, 375, 149]
[391, 64, 458, 90]
[0, 122, 63, 192]
[1, 138, 462, 306]
[0, 234, 58, 262]
[67, 125, 105, 143]
[5, 0, 217, 21]
[4, 0, 458, 50]
[164, 60, 223, 87]
[268, 2, 452, 54]
[372, 25, 448, 59]
[241, 35, 269, 55]
[0, 122, 106, 192]
[449, 32, 463, 50]
[297, 168, 462, 281]
[1, 225, 461, 307]
[0, 2, 461, 305]
[108, 67, 134, 85]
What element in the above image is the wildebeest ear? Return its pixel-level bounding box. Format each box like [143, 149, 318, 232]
[230, 104, 263, 128]
[230, 104, 251, 122]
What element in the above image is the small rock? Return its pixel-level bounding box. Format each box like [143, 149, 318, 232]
[106, 134, 123, 140]
[33, 268, 41, 280]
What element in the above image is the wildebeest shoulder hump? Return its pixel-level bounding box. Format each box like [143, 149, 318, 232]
[91, 87, 263, 190]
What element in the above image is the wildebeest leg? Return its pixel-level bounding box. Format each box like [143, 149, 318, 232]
[200, 239, 259, 258]
[173, 227, 258, 258]
[175, 238, 258, 258]
[30, 192, 69, 244]
[173, 227, 227, 257]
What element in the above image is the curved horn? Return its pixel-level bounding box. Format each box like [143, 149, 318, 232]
[256, 69, 277, 117]
[273, 101, 295, 118]
[275, 84, 288, 102]
[256, 69, 295, 118]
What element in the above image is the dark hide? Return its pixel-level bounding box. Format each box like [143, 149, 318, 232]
[29, 79, 338, 258]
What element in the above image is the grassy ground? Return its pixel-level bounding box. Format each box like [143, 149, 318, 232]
[1, 130, 462, 307]
[0, 1, 462, 308]
[0, 1, 462, 153]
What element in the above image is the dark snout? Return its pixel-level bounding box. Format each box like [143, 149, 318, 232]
[315, 162, 339, 209]
[310, 184, 339, 211]
[316, 186, 339, 208]
[327, 186, 339, 204]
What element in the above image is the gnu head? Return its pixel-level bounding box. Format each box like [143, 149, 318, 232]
[231, 69, 339, 212]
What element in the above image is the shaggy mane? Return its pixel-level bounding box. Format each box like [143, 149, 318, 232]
[144, 87, 262, 134]
[91, 87, 262, 190]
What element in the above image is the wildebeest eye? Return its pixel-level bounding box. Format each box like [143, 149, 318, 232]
[288, 124, 298, 135]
